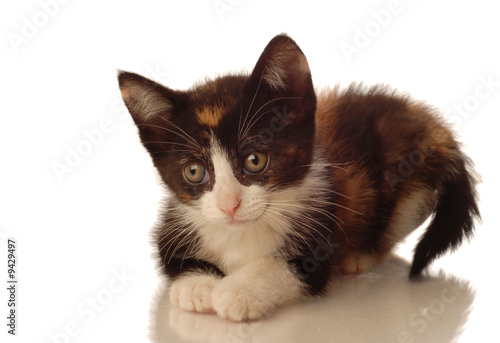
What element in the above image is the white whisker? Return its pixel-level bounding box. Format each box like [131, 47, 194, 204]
[270, 201, 344, 225]
[240, 96, 303, 140]
[153, 114, 199, 147]
[262, 208, 316, 254]
[239, 70, 264, 141]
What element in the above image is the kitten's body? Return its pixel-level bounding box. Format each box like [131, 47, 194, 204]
[118, 34, 480, 321]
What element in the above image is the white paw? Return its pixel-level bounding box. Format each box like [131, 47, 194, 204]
[211, 278, 274, 321]
[169, 274, 220, 313]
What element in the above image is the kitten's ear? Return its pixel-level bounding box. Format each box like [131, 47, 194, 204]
[249, 34, 314, 99]
[118, 71, 187, 159]
[246, 34, 316, 128]
[117, 71, 181, 125]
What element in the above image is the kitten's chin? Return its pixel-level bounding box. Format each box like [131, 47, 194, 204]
[226, 219, 254, 226]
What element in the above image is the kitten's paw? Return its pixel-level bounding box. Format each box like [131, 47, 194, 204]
[211, 281, 273, 321]
[169, 274, 220, 313]
[341, 254, 378, 275]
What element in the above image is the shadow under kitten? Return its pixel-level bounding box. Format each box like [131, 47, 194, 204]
[148, 255, 475, 343]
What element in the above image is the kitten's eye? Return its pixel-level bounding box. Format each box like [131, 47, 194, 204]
[183, 163, 209, 184]
[244, 152, 268, 174]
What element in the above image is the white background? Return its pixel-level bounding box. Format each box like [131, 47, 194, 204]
[1, 0, 499, 342]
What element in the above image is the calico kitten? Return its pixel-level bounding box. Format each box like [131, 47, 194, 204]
[118, 34, 480, 321]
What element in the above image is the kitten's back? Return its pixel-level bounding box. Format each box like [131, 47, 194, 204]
[315, 85, 480, 277]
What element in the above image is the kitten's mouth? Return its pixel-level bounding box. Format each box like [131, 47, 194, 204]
[226, 205, 268, 227]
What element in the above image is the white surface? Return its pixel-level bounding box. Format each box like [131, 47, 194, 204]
[1, 1, 499, 342]
[151, 258, 476, 343]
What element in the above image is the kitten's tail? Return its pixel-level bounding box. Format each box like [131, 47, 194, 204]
[409, 155, 481, 279]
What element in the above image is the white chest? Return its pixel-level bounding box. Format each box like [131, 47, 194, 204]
[197, 222, 287, 274]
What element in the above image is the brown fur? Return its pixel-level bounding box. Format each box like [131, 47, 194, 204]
[315, 85, 478, 275]
[196, 106, 225, 128]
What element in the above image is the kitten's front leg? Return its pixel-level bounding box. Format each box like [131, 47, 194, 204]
[169, 273, 221, 313]
[211, 257, 305, 321]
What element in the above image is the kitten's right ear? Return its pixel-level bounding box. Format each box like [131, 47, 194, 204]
[250, 34, 313, 96]
[245, 34, 316, 128]
[117, 71, 180, 125]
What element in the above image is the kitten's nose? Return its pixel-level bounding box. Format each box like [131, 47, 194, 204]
[219, 196, 241, 219]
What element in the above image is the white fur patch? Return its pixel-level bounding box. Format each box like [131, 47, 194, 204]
[169, 257, 304, 321]
[387, 188, 438, 247]
[169, 273, 220, 313]
[211, 257, 304, 321]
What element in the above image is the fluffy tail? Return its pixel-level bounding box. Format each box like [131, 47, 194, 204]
[409, 157, 480, 279]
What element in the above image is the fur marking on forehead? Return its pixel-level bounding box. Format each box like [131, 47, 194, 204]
[196, 106, 226, 128]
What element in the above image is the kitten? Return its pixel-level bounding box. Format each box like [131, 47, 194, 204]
[118, 34, 480, 321]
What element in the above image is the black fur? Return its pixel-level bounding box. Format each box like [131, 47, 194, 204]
[410, 158, 480, 278]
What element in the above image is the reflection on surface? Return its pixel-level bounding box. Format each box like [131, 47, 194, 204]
[148, 256, 475, 343]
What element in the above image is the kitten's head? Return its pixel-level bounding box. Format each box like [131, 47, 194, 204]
[118, 34, 318, 232]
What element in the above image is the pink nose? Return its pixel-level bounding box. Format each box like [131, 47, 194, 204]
[218, 196, 241, 219]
